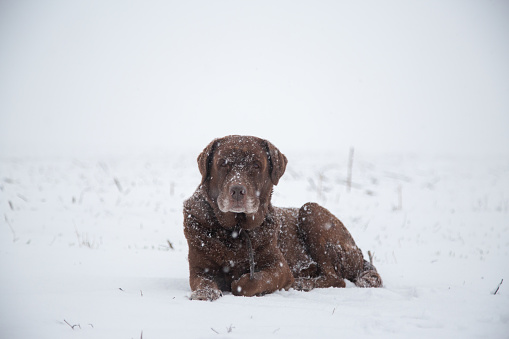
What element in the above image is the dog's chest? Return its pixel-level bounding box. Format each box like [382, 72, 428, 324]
[204, 228, 251, 269]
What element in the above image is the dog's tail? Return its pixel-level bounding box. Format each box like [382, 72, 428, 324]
[354, 259, 383, 288]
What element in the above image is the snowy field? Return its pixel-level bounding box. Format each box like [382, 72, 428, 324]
[1, 151, 508, 338]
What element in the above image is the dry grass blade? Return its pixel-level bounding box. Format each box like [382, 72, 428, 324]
[64, 319, 80, 330]
[4, 214, 18, 242]
[114, 177, 123, 192]
[167, 239, 174, 250]
[493, 279, 503, 295]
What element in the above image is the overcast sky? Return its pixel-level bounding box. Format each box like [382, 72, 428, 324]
[1, 0, 508, 157]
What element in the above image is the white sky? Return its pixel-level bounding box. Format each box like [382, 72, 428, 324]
[1, 0, 508, 157]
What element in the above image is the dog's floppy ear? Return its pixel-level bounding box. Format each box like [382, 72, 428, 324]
[197, 138, 219, 185]
[264, 139, 287, 186]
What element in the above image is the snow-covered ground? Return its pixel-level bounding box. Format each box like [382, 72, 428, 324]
[1, 151, 508, 338]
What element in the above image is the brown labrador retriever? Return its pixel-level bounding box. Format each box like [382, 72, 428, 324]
[184, 135, 382, 301]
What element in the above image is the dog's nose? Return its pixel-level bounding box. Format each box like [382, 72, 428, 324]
[230, 185, 247, 201]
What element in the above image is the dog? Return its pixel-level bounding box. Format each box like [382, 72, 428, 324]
[184, 135, 382, 301]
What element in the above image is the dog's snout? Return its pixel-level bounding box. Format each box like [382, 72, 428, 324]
[230, 185, 247, 200]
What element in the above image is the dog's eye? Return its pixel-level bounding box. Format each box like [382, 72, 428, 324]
[252, 163, 261, 170]
[219, 160, 228, 167]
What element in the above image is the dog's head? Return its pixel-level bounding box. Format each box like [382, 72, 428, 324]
[197, 135, 287, 228]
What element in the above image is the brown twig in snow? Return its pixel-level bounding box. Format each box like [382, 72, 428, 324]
[64, 319, 81, 330]
[114, 177, 123, 192]
[167, 239, 174, 250]
[493, 279, 503, 295]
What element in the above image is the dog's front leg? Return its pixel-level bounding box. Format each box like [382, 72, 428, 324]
[189, 269, 223, 301]
[188, 247, 223, 301]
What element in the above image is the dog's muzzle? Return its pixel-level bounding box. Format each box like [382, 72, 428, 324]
[218, 184, 258, 214]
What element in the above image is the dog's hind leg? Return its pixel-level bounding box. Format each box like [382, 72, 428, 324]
[296, 203, 364, 289]
[295, 202, 383, 290]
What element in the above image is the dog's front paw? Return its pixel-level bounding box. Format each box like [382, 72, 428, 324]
[231, 273, 264, 297]
[190, 288, 223, 301]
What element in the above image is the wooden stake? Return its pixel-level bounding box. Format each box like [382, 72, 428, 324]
[347, 148, 354, 192]
[368, 250, 374, 265]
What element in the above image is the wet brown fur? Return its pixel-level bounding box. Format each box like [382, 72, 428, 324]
[184, 135, 382, 301]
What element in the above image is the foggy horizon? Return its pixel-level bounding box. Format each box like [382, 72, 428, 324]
[1, 1, 508, 158]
